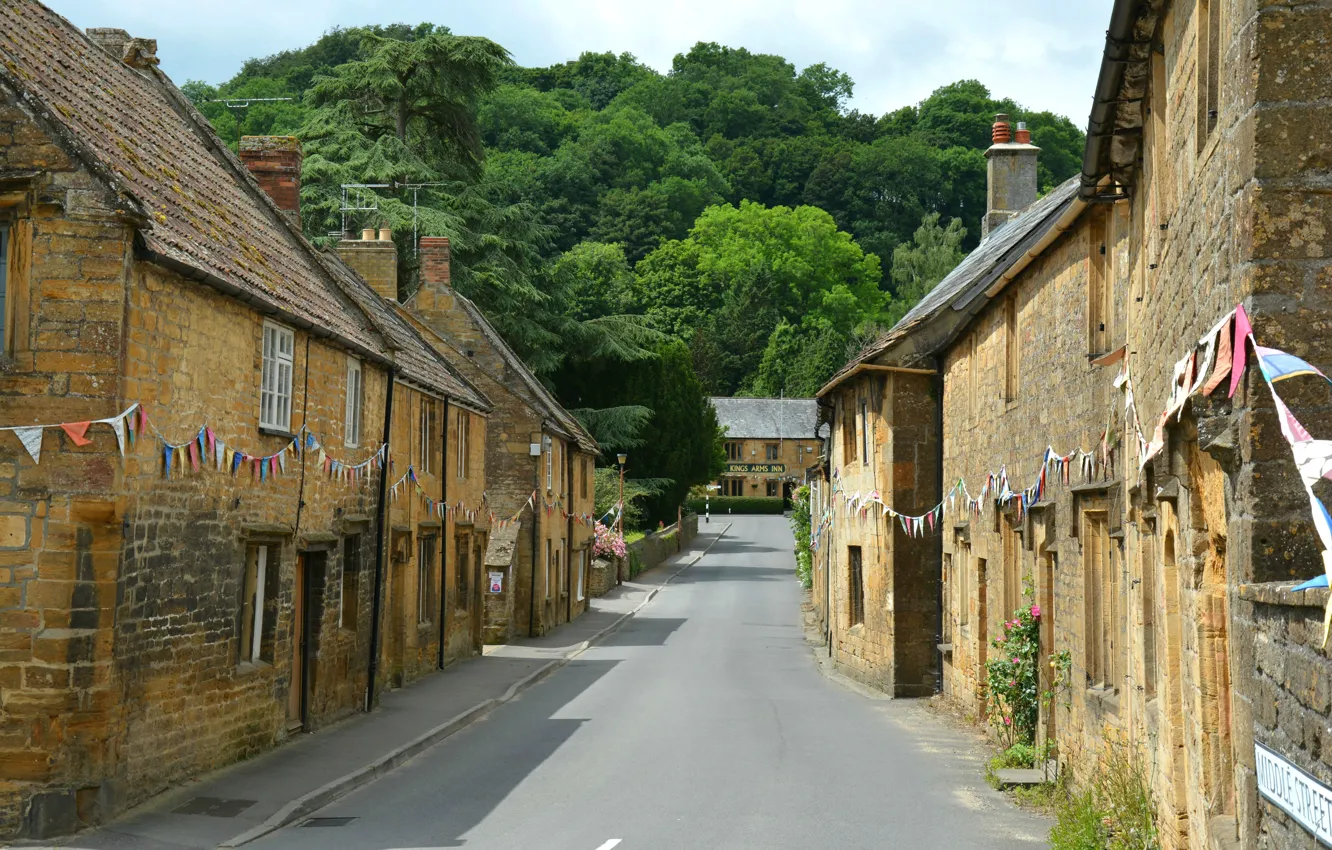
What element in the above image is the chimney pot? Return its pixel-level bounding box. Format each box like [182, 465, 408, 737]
[361, 227, 376, 241]
[378, 227, 393, 242]
[239, 136, 303, 229]
[983, 115, 1039, 239]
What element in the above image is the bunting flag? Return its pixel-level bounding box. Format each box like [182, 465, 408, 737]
[1229, 304, 1253, 398]
[15, 427, 43, 465]
[61, 421, 93, 447]
[164, 445, 174, 478]
[106, 415, 126, 457]
[1203, 314, 1234, 395]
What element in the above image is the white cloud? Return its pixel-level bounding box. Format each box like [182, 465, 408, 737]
[50, 0, 1113, 123]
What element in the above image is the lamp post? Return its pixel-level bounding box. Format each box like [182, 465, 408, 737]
[706, 484, 720, 524]
[616, 453, 627, 539]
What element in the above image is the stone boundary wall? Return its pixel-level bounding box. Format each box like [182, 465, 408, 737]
[587, 513, 699, 597]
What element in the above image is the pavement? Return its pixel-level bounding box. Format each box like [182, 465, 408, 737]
[31, 524, 730, 850]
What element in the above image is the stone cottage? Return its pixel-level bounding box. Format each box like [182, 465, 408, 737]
[404, 236, 599, 641]
[816, 1, 1332, 847]
[0, 2, 493, 838]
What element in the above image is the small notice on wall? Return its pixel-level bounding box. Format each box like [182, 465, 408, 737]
[1256, 741, 1332, 843]
[488, 572, 503, 594]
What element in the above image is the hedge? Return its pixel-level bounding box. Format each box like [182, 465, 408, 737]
[686, 496, 786, 515]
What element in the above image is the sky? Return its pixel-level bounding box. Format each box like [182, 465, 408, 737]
[49, 0, 1113, 125]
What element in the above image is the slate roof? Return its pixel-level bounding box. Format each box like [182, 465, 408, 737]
[0, 0, 382, 358]
[819, 177, 1081, 395]
[711, 397, 823, 441]
[316, 250, 490, 411]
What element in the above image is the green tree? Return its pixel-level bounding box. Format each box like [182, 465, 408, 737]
[884, 212, 967, 326]
[557, 340, 723, 524]
[307, 25, 511, 173]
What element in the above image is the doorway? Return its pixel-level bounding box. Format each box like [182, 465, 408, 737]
[976, 557, 988, 710]
[289, 551, 326, 730]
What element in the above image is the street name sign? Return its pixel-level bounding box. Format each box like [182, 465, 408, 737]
[1256, 741, 1332, 843]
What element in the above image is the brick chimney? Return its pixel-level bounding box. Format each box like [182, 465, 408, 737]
[239, 136, 303, 229]
[419, 237, 452, 290]
[982, 114, 1040, 239]
[337, 226, 399, 301]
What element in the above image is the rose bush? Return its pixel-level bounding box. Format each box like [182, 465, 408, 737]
[985, 603, 1041, 748]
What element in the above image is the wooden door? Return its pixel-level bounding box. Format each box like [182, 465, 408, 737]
[288, 555, 305, 728]
[976, 558, 988, 708]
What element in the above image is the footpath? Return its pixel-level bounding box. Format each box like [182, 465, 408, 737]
[45, 525, 729, 850]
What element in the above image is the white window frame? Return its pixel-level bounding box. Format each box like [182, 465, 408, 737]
[545, 540, 553, 600]
[456, 409, 469, 479]
[419, 398, 434, 475]
[546, 439, 554, 491]
[344, 357, 363, 447]
[0, 224, 10, 355]
[243, 544, 269, 664]
[576, 550, 585, 601]
[260, 322, 295, 431]
[418, 535, 435, 625]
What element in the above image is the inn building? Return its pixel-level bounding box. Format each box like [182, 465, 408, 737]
[815, 1, 1332, 847]
[710, 397, 822, 502]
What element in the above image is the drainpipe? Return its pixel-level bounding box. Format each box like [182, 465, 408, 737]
[934, 372, 945, 696]
[366, 369, 395, 712]
[567, 446, 575, 624]
[529, 433, 541, 637]
[437, 398, 450, 669]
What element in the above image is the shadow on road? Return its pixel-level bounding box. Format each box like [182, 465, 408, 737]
[672, 564, 794, 583]
[597, 616, 686, 647]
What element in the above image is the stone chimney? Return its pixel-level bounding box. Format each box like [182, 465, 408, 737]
[982, 114, 1040, 238]
[239, 136, 303, 229]
[87, 28, 159, 69]
[337, 226, 399, 301]
[412, 236, 455, 315]
[86, 28, 131, 58]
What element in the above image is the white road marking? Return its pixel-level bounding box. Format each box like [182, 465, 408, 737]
[594, 841, 623, 850]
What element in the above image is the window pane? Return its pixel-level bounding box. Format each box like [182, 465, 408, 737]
[0, 226, 8, 353]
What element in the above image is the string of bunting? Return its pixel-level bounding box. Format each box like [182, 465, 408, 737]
[0, 402, 386, 485]
[811, 304, 1332, 644]
[388, 469, 601, 531]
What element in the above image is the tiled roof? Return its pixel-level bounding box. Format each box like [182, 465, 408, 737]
[0, 0, 383, 357]
[820, 177, 1081, 394]
[710, 397, 823, 440]
[450, 293, 598, 454]
[316, 250, 490, 411]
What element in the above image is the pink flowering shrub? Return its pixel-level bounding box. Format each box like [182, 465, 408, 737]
[984, 603, 1041, 748]
[593, 521, 626, 560]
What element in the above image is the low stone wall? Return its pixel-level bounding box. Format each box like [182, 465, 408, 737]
[1234, 580, 1331, 848]
[587, 513, 699, 596]
[625, 513, 699, 579]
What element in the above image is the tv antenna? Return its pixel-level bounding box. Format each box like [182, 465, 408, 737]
[339, 181, 449, 256]
[205, 97, 294, 148]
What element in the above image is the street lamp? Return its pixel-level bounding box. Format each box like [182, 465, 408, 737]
[616, 453, 627, 539]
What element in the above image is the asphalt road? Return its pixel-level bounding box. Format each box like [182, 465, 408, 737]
[249, 515, 1049, 850]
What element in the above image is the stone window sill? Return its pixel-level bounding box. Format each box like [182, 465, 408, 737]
[1238, 581, 1327, 609]
[236, 659, 271, 675]
[1086, 685, 1119, 714]
[259, 426, 299, 441]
